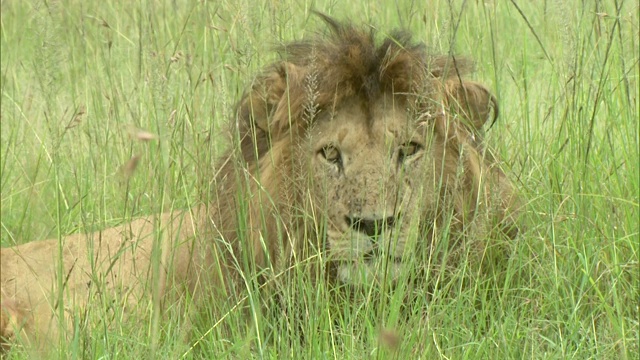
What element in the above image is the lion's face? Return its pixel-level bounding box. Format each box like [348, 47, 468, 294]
[304, 94, 438, 285]
[234, 16, 518, 287]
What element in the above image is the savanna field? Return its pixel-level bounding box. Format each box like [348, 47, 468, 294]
[0, 1, 637, 359]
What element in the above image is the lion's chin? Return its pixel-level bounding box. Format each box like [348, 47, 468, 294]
[336, 260, 404, 285]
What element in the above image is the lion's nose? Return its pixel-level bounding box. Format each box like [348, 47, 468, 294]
[346, 216, 395, 237]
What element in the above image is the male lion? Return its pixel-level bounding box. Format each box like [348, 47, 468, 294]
[0, 14, 519, 354]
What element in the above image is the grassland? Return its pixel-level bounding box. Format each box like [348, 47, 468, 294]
[1, 0, 637, 358]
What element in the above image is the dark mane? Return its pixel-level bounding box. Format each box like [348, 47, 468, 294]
[281, 13, 426, 102]
[234, 13, 476, 163]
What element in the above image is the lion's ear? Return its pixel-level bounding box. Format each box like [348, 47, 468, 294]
[237, 62, 302, 137]
[444, 80, 498, 130]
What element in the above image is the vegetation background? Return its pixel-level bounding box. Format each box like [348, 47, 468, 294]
[1, 0, 637, 358]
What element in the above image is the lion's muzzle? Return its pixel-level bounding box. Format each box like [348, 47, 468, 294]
[331, 215, 407, 285]
[345, 215, 395, 238]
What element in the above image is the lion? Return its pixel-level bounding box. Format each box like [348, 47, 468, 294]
[0, 14, 520, 354]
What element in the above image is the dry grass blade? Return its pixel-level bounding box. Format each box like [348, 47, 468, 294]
[128, 125, 158, 142]
[119, 155, 141, 179]
[65, 105, 85, 129]
[379, 328, 401, 352]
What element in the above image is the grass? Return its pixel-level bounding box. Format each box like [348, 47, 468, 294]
[1, 0, 637, 358]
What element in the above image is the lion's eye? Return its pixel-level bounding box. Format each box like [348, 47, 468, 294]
[320, 145, 342, 165]
[398, 141, 422, 162]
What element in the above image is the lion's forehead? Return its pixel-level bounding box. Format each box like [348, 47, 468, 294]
[312, 95, 420, 149]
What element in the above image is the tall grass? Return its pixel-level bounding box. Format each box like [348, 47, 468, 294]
[1, 0, 637, 358]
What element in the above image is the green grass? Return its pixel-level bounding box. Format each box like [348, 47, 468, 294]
[1, 0, 637, 358]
